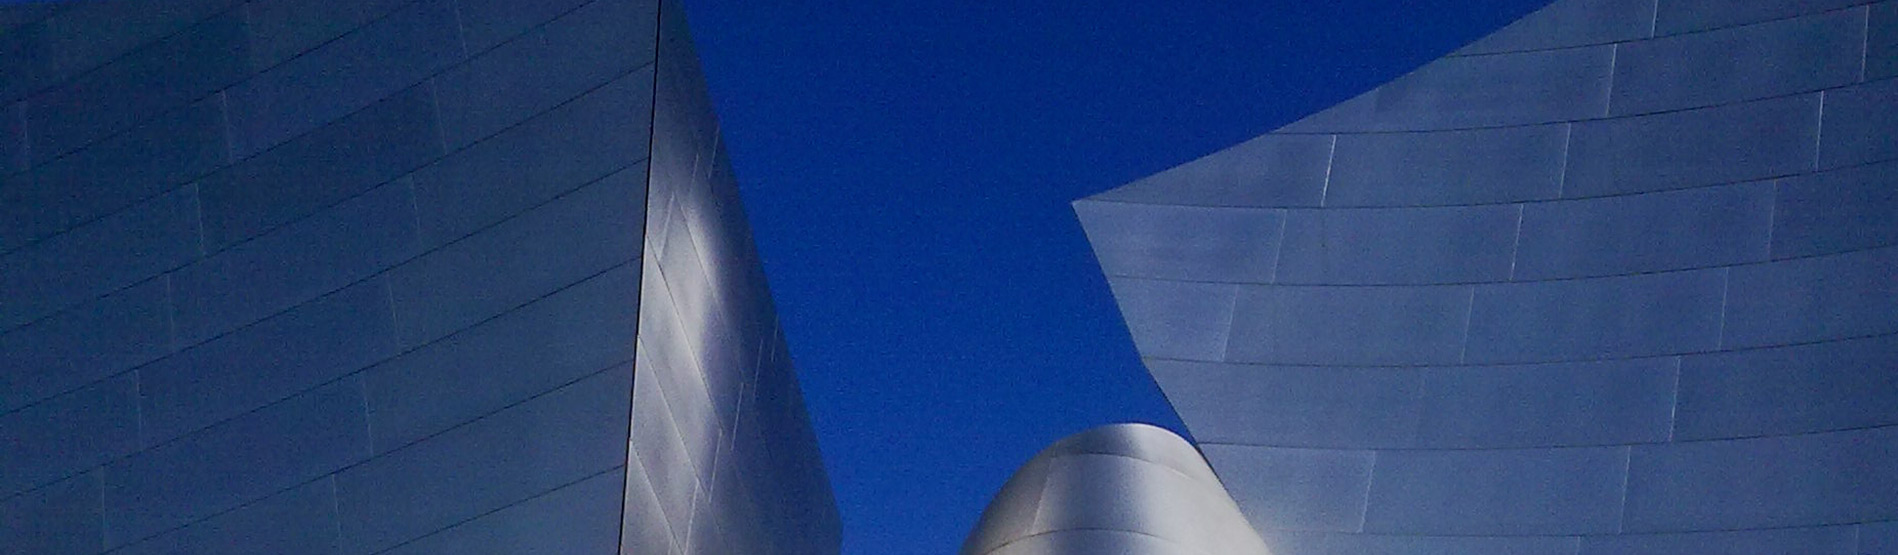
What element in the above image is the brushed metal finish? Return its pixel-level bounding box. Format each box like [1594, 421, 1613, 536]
[963, 423, 1271, 555]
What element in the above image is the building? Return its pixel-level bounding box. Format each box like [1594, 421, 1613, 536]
[0, 0, 837, 554]
[1077, 0, 1898, 553]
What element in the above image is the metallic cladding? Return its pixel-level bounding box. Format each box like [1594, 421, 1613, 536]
[962, 423, 1271, 555]
[0, 0, 837, 553]
[1078, 0, 1898, 553]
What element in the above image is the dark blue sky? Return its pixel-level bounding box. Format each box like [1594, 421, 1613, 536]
[679, 2, 1551, 553]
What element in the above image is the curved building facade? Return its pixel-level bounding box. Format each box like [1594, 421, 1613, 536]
[0, 1, 837, 554]
[962, 423, 1270, 555]
[1078, 0, 1898, 553]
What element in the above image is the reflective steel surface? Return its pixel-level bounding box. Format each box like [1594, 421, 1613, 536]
[963, 423, 1271, 555]
[1079, 0, 1898, 552]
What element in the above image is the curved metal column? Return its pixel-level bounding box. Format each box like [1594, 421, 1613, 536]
[963, 423, 1271, 555]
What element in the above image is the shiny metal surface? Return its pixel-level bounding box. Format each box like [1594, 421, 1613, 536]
[963, 423, 1271, 555]
[1079, 0, 1898, 552]
[0, 0, 837, 553]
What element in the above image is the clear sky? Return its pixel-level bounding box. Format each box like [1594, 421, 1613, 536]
[678, 1, 1552, 553]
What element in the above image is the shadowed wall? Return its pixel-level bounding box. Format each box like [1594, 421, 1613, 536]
[0, 1, 836, 553]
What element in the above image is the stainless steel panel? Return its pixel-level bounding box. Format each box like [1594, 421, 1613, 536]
[1283, 46, 1615, 132]
[103, 377, 369, 548]
[1772, 160, 1898, 257]
[1871, 2, 1898, 80]
[1514, 181, 1774, 279]
[335, 365, 630, 555]
[1654, 0, 1867, 35]
[1610, 9, 1862, 114]
[1465, 269, 1725, 363]
[1818, 77, 1898, 170]
[224, 0, 461, 157]
[141, 278, 396, 445]
[1226, 284, 1472, 366]
[414, 70, 653, 246]
[377, 471, 623, 555]
[1150, 360, 1421, 448]
[1325, 534, 1582, 555]
[1564, 94, 1820, 197]
[0, 373, 137, 498]
[1364, 446, 1629, 534]
[0, 472, 102, 555]
[1416, 357, 1677, 448]
[0, 278, 170, 413]
[171, 180, 417, 345]
[0, 185, 198, 331]
[1577, 524, 1857, 555]
[1202, 444, 1376, 533]
[1084, 134, 1333, 207]
[388, 168, 641, 346]
[114, 478, 340, 555]
[1074, 200, 1282, 282]
[1326, 125, 1566, 207]
[1723, 245, 1898, 348]
[241, 0, 410, 69]
[1103, 277, 1236, 361]
[1456, 0, 1655, 55]
[1625, 426, 1898, 531]
[431, 0, 656, 149]
[1276, 205, 1518, 284]
[365, 264, 637, 451]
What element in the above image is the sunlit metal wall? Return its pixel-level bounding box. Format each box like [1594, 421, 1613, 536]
[1078, 0, 1898, 553]
[621, 2, 841, 554]
[0, 0, 837, 553]
[962, 423, 1271, 555]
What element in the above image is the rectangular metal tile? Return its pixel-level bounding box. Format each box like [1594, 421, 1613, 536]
[1083, 134, 1333, 207]
[1326, 125, 1567, 207]
[113, 478, 340, 555]
[1202, 445, 1374, 533]
[1466, 270, 1724, 363]
[171, 180, 418, 345]
[1416, 358, 1677, 448]
[1325, 534, 1581, 555]
[0, 472, 101, 555]
[1624, 426, 1898, 531]
[1104, 277, 1237, 362]
[388, 167, 643, 346]
[431, 0, 656, 149]
[1723, 245, 1898, 348]
[35, 0, 237, 80]
[1150, 360, 1421, 448]
[1074, 201, 1283, 282]
[1227, 284, 1472, 366]
[0, 373, 136, 498]
[376, 471, 622, 555]
[335, 364, 630, 555]
[241, 0, 411, 69]
[1364, 446, 1628, 535]
[364, 264, 638, 451]
[103, 377, 369, 548]
[1818, 77, 1898, 170]
[1315, 46, 1616, 131]
[412, 68, 653, 247]
[225, 0, 461, 157]
[1654, 0, 1867, 35]
[1581, 524, 1855, 554]
[1677, 334, 1898, 440]
[0, 186, 199, 331]
[1611, 8, 1863, 114]
[198, 85, 441, 250]
[1565, 94, 1820, 197]
[1276, 205, 1518, 284]
[0, 278, 170, 414]
[1515, 181, 1775, 279]
[4, 98, 224, 253]
[1772, 160, 1898, 258]
[1456, 0, 1655, 55]
[25, 11, 249, 162]
[140, 278, 396, 445]
[1871, 2, 1898, 80]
